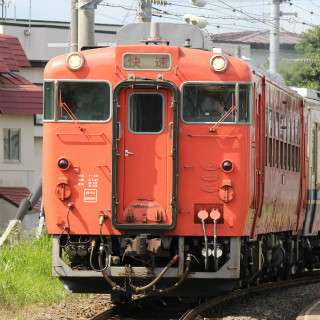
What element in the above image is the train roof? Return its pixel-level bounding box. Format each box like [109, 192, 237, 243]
[291, 87, 320, 102]
[116, 22, 214, 51]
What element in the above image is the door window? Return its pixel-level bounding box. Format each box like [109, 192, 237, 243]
[128, 93, 164, 133]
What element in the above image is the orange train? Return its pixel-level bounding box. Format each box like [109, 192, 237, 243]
[43, 22, 320, 300]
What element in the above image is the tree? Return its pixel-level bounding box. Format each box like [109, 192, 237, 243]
[280, 26, 320, 90]
[279, 60, 306, 87]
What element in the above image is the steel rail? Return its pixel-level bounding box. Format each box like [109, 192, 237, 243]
[89, 273, 320, 320]
[180, 273, 320, 320]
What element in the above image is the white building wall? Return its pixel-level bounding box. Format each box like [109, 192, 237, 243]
[0, 20, 119, 61]
[0, 199, 40, 232]
[19, 67, 44, 86]
[33, 136, 43, 185]
[0, 114, 35, 189]
[0, 199, 16, 230]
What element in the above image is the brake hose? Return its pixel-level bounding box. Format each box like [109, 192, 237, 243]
[155, 253, 192, 294]
[130, 254, 179, 292]
[98, 245, 122, 291]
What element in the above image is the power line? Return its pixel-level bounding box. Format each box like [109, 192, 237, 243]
[97, 0, 319, 34]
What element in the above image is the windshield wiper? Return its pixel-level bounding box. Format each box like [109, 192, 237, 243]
[59, 91, 85, 131]
[210, 93, 237, 132]
[209, 105, 236, 132]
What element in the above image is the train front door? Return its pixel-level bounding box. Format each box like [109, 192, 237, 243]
[112, 83, 178, 230]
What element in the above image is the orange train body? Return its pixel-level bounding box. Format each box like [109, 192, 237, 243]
[42, 23, 319, 298]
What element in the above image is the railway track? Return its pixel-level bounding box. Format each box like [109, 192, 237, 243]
[91, 295, 197, 320]
[90, 273, 320, 320]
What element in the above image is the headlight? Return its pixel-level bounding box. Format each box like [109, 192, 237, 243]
[210, 54, 228, 72]
[66, 52, 84, 71]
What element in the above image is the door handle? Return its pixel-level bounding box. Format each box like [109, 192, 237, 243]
[125, 149, 134, 156]
[169, 122, 173, 141]
[117, 122, 122, 140]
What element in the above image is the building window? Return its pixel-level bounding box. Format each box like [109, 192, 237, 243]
[34, 114, 43, 125]
[3, 129, 20, 161]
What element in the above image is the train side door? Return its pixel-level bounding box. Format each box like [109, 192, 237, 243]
[112, 84, 178, 230]
[251, 84, 266, 239]
[305, 121, 320, 234]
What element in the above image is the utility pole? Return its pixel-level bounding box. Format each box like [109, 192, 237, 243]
[269, 0, 294, 73]
[77, 0, 102, 50]
[137, 0, 152, 23]
[137, 0, 167, 23]
[269, 0, 280, 73]
[70, 0, 78, 52]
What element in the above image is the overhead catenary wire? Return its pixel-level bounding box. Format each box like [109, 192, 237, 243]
[97, 0, 318, 34]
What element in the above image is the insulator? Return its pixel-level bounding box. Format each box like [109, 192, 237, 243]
[183, 14, 193, 24]
[190, 16, 207, 28]
[146, 0, 167, 5]
[189, 0, 206, 7]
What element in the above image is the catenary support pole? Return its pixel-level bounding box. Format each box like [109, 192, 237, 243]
[70, 0, 78, 51]
[269, 0, 280, 73]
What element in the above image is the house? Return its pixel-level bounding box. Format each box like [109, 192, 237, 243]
[0, 19, 121, 90]
[0, 33, 42, 230]
[211, 30, 301, 66]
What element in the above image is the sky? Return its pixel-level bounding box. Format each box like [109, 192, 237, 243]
[2, 0, 320, 35]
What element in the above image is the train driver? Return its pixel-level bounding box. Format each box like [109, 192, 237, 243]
[202, 95, 232, 121]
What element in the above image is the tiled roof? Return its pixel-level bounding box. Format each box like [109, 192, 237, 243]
[211, 30, 301, 46]
[0, 72, 43, 114]
[0, 34, 30, 70]
[0, 34, 43, 115]
[0, 187, 41, 211]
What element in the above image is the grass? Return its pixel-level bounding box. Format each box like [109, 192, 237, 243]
[0, 231, 70, 319]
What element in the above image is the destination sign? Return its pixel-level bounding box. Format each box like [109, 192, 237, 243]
[123, 53, 172, 71]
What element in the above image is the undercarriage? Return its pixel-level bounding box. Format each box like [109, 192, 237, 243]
[53, 232, 320, 300]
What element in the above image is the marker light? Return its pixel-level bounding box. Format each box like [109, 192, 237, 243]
[210, 54, 228, 72]
[221, 160, 233, 172]
[66, 52, 84, 71]
[58, 158, 70, 170]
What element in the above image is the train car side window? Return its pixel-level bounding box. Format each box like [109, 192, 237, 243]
[182, 83, 251, 124]
[280, 112, 286, 169]
[288, 117, 292, 171]
[128, 93, 164, 133]
[296, 121, 301, 172]
[265, 106, 269, 167]
[292, 117, 296, 171]
[316, 125, 320, 189]
[292, 118, 297, 171]
[44, 82, 54, 120]
[284, 115, 288, 170]
[268, 107, 273, 167]
[275, 111, 280, 168]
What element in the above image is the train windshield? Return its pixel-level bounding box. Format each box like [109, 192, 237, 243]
[44, 81, 111, 122]
[182, 83, 251, 123]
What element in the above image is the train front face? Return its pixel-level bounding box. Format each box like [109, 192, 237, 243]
[43, 46, 253, 296]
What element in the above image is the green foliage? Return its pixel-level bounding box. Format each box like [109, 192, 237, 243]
[280, 26, 320, 90]
[279, 60, 306, 87]
[0, 233, 68, 314]
[296, 26, 320, 58]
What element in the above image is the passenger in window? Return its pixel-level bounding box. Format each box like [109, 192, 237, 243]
[202, 96, 232, 121]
